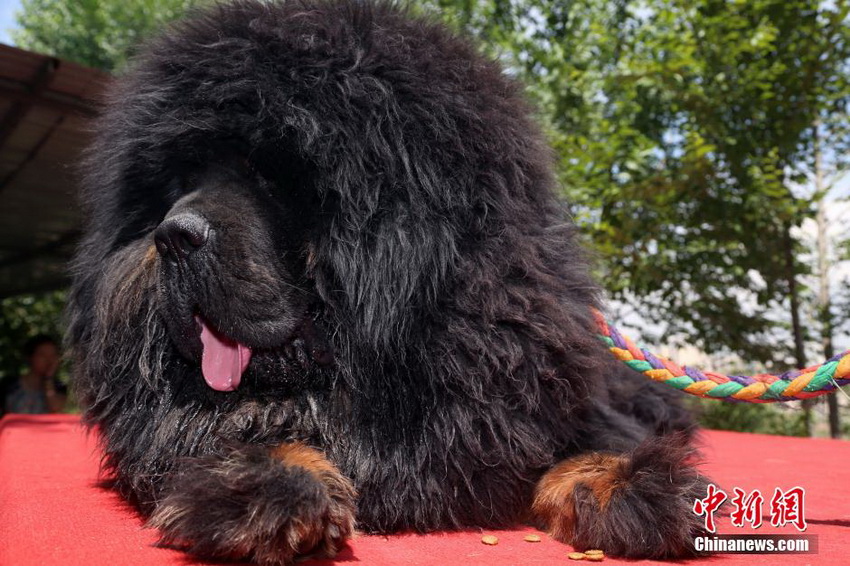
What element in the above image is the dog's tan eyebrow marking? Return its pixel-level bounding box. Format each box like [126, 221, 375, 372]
[143, 244, 158, 266]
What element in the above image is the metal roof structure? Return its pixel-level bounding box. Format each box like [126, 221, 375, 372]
[0, 44, 109, 299]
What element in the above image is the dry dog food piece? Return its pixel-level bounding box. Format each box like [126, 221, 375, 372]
[584, 549, 604, 556]
[481, 535, 499, 545]
[585, 554, 605, 562]
[568, 552, 587, 560]
[523, 534, 542, 542]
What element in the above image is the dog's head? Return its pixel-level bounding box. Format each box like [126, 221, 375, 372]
[148, 161, 328, 392]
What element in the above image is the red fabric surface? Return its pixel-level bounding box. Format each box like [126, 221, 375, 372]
[1, 414, 847, 565]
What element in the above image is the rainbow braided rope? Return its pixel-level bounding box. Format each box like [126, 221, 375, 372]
[593, 310, 850, 402]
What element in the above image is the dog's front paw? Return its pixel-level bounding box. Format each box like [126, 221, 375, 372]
[149, 443, 356, 566]
[533, 433, 709, 559]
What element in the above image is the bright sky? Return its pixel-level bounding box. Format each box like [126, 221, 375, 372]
[0, 0, 21, 45]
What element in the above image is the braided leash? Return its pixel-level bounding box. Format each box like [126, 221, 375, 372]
[593, 309, 850, 402]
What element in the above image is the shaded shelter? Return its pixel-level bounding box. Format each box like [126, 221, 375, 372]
[0, 44, 108, 298]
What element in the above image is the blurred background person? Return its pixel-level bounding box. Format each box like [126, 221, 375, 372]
[1, 335, 66, 414]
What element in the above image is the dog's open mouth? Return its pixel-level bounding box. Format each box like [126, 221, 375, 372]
[195, 315, 252, 392]
[184, 307, 332, 393]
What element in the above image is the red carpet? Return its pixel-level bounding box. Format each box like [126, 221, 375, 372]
[1, 414, 847, 565]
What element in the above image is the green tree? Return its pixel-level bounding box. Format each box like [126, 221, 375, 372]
[12, 0, 203, 71]
[431, 0, 850, 366]
[429, 0, 850, 435]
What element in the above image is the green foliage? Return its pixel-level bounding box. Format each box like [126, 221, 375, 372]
[12, 0, 204, 71]
[0, 291, 67, 383]
[427, 0, 850, 435]
[429, 0, 850, 369]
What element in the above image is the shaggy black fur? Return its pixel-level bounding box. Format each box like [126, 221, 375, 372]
[149, 443, 356, 563]
[568, 434, 709, 559]
[533, 431, 710, 559]
[66, 1, 711, 564]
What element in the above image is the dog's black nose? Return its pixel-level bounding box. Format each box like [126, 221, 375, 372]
[154, 213, 210, 262]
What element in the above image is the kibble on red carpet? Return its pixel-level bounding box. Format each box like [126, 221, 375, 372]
[1, 414, 847, 565]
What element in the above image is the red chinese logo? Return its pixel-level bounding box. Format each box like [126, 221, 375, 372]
[693, 484, 807, 533]
[693, 484, 728, 533]
[770, 487, 807, 531]
[730, 487, 764, 529]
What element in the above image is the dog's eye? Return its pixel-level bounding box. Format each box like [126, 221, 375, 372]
[164, 168, 201, 202]
[164, 176, 186, 203]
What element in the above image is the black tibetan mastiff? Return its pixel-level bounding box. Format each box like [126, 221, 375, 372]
[67, 1, 710, 564]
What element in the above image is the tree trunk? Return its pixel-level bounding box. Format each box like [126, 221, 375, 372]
[813, 122, 841, 438]
[783, 223, 811, 436]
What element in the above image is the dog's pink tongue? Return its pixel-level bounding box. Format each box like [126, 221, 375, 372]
[197, 317, 251, 391]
